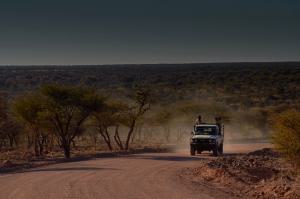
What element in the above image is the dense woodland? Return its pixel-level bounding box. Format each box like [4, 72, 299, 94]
[0, 62, 299, 159]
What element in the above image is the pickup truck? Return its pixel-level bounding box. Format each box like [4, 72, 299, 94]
[190, 124, 224, 156]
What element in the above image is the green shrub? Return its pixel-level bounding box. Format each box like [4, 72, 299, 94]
[272, 109, 300, 169]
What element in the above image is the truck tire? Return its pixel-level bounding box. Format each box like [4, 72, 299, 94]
[213, 145, 219, 156]
[190, 146, 196, 156]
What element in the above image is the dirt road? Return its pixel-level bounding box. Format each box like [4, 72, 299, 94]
[0, 143, 270, 199]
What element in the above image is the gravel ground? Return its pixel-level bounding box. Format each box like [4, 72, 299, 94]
[180, 148, 300, 199]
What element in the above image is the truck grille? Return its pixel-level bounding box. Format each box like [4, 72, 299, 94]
[193, 139, 210, 143]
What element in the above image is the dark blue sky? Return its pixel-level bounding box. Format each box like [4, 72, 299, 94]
[0, 0, 299, 65]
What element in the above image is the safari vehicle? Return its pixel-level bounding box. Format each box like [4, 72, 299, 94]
[190, 124, 224, 156]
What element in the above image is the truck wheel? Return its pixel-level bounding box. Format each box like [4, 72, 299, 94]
[190, 146, 196, 156]
[213, 145, 219, 156]
[219, 144, 223, 155]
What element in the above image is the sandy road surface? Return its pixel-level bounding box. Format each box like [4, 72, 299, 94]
[0, 143, 270, 199]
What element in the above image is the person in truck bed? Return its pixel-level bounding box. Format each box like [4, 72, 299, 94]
[195, 115, 203, 125]
[215, 116, 222, 131]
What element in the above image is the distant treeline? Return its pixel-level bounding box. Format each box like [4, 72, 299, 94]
[1, 62, 299, 109]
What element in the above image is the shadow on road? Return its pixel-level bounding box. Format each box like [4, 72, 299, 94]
[24, 167, 119, 173]
[129, 154, 204, 162]
[130, 152, 250, 161]
[0, 147, 171, 175]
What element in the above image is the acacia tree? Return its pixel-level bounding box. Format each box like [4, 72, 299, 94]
[0, 119, 21, 148]
[115, 88, 151, 150]
[41, 85, 104, 158]
[91, 101, 125, 151]
[12, 94, 46, 155]
[0, 95, 21, 148]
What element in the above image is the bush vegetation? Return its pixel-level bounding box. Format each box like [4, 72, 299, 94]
[1, 84, 151, 158]
[0, 62, 299, 160]
[272, 110, 300, 169]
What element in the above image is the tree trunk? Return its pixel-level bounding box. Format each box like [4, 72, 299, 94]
[106, 141, 113, 150]
[125, 120, 136, 150]
[99, 128, 113, 151]
[114, 125, 124, 150]
[105, 129, 113, 151]
[63, 143, 71, 159]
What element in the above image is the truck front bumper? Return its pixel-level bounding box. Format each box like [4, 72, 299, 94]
[190, 142, 216, 151]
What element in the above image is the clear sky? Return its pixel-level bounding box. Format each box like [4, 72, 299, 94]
[0, 0, 299, 65]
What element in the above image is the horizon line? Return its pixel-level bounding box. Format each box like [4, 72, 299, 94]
[0, 60, 300, 67]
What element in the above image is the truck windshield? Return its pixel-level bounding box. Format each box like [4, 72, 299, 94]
[195, 126, 217, 135]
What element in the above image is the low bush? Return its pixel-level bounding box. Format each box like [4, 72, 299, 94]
[271, 109, 300, 169]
